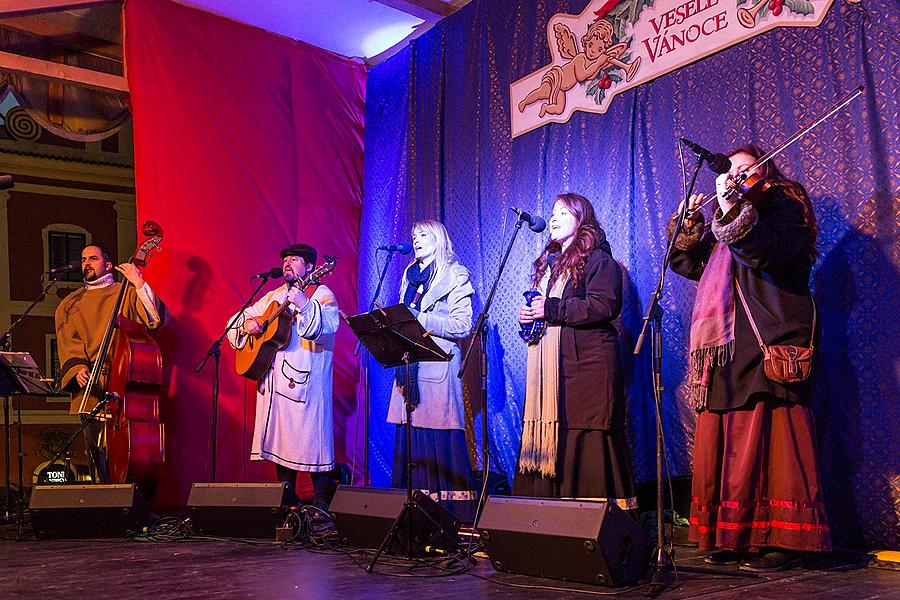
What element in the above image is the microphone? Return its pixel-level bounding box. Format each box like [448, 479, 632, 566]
[680, 137, 732, 175]
[251, 267, 284, 280]
[511, 207, 547, 233]
[378, 242, 412, 254]
[46, 263, 79, 277]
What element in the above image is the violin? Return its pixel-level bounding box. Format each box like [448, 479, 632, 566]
[688, 164, 775, 219]
[721, 170, 772, 205]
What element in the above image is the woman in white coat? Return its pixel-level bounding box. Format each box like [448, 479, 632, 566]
[387, 219, 477, 521]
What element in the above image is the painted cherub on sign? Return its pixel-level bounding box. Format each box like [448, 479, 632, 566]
[517, 17, 641, 117]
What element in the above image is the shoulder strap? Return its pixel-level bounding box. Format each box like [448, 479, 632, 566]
[734, 278, 768, 354]
[734, 277, 816, 352]
[305, 284, 319, 300]
[809, 297, 816, 352]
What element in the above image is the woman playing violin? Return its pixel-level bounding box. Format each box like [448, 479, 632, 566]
[514, 193, 636, 512]
[669, 143, 830, 571]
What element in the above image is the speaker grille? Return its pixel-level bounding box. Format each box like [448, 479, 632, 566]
[187, 482, 288, 538]
[29, 484, 147, 539]
[477, 496, 649, 586]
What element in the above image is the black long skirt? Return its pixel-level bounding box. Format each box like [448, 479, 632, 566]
[392, 425, 478, 522]
[513, 427, 637, 510]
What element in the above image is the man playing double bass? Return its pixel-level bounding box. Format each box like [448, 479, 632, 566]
[54, 244, 166, 484]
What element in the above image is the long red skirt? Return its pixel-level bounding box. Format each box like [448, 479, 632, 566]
[689, 400, 832, 552]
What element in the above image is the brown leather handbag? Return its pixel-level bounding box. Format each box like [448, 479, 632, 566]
[735, 279, 815, 384]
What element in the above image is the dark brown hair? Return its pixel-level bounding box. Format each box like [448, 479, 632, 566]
[531, 193, 607, 290]
[84, 244, 114, 266]
[727, 143, 818, 260]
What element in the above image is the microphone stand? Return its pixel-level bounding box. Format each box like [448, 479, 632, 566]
[635, 155, 754, 597]
[355, 247, 403, 485]
[0, 277, 60, 351]
[1, 276, 59, 530]
[458, 216, 528, 536]
[196, 274, 273, 482]
[44, 392, 116, 482]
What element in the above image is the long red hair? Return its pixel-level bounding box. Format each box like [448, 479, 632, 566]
[531, 193, 609, 291]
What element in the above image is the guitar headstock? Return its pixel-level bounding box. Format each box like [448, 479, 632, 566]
[302, 255, 336, 287]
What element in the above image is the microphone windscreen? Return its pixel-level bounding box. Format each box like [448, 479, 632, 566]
[529, 215, 547, 233]
[709, 154, 732, 175]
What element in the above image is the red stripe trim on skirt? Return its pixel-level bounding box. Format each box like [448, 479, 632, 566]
[691, 517, 830, 533]
[692, 497, 826, 511]
[687, 401, 832, 552]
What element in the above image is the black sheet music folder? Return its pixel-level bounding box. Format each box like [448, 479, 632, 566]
[343, 304, 449, 369]
[0, 352, 61, 396]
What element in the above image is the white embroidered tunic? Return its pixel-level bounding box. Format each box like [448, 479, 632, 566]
[227, 283, 339, 472]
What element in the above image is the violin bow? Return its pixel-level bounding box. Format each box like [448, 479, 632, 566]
[691, 85, 866, 212]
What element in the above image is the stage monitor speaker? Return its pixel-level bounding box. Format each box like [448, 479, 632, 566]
[329, 485, 461, 554]
[478, 496, 650, 587]
[188, 482, 288, 539]
[29, 484, 148, 539]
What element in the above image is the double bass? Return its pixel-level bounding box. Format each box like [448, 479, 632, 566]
[79, 222, 165, 495]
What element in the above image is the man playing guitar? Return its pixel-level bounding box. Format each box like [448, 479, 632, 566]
[226, 243, 339, 510]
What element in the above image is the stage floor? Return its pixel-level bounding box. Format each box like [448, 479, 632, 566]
[1, 526, 896, 599]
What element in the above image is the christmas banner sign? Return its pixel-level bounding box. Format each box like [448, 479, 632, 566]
[510, 0, 843, 138]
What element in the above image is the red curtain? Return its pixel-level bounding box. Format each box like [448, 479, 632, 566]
[124, 0, 365, 508]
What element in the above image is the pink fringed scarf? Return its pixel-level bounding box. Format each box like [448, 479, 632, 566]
[689, 243, 736, 410]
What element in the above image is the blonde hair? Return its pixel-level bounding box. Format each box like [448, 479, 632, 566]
[411, 219, 456, 280]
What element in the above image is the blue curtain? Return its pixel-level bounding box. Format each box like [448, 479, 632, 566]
[360, 0, 898, 549]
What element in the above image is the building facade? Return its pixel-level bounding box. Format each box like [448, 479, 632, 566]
[0, 105, 135, 497]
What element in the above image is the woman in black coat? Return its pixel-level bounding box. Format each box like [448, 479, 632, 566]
[514, 193, 637, 510]
[670, 144, 831, 572]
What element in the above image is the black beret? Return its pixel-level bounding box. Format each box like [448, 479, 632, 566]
[279, 243, 317, 264]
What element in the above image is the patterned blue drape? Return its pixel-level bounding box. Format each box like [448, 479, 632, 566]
[360, 0, 898, 548]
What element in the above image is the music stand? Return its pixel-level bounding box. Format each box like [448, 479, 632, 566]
[0, 352, 63, 538]
[0, 352, 58, 397]
[342, 304, 456, 570]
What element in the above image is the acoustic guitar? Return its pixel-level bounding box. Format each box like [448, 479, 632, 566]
[235, 256, 336, 381]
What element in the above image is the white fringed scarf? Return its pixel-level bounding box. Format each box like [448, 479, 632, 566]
[518, 272, 568, 478]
